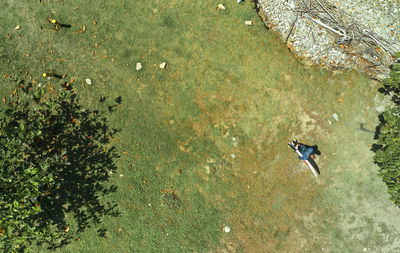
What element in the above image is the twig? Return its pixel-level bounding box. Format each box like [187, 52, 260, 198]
[309, 17, 344, 36]
[363, 29, 394, 56]
[285, 15, 299, 43]
[315, 0, 338, 23]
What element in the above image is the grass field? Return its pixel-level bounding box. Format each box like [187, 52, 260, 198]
[1, 0, 400, 252]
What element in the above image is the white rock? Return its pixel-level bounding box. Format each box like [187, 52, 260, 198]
[218, 3, 225, 10]
[333, 113, 339, 121]
[85, 78, 92, 85]
[245, 21, 253, 26]
[159, 62, 167, 69]
[224, 226, 230, 233]
[376, 105, 385, 112]
[136, 62, 142, 71]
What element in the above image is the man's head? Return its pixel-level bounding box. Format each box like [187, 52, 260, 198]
[313, 145, 321, 155]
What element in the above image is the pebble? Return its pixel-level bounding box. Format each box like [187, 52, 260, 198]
[85, 78, 92, 85]
[159, 62, 167, 69]
[136, 62, 142, 71]
[333, 113, 339, 121]
[218, 3, 226, 10]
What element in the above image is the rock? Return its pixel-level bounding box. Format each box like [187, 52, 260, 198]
[333, 113, 339, 121]
[136, 62, 142, 71]
[159, 62, 167, 69]
[376, 74, 388, 80]
[376, 105, 385, 112]
[14, 25, 21, 30]
[245, 21, 254, 26]
[85, 78, 92, 85]
[218, 3, 225, 10]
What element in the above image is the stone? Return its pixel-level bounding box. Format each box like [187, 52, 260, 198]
[333, 113, 339, 121]
[159, 62, 167, 69]
[136, 62, 142, 71]
[85, 78, 92, 85]
[245, 21, 253, 26]
[218, 3, 225, 10]
[376, 105, 385, 112]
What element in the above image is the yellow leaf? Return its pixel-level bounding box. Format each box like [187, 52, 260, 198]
[65, 226, 70, 232]
[14, 25, 21, 30]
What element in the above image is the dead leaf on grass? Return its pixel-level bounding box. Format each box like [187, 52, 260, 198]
[73, 5, 79, 10]
[118, 227, 124, 232]
[65, 226, 70, 232]
[14, 25, 21, 30]
[82, 25, 86, 32]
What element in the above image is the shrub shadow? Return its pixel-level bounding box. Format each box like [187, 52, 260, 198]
[27, 83, 121, 249]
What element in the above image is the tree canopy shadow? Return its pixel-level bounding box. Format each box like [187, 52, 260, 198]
[7, 81, 121, 250]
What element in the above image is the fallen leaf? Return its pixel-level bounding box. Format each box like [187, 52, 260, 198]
[2, 97, 5, 104]
[118, 227, 124, 232]
[73, 5, 79, 10]
[14, 25, 21, 30]
[103, 55, 108, 58]
[65, 226, 70, 232]
[287, 43, 294, 52]
[93, 20, 97, 25]
[82, 25, 86, 32]
[338, 98, 343, 103]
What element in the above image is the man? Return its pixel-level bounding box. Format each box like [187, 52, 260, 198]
[296, 142, 320, 160]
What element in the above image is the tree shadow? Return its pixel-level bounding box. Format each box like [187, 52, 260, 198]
[23, 82, 121, 249]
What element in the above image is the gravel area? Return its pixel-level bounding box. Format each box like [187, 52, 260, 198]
[257, 0, 400, 79]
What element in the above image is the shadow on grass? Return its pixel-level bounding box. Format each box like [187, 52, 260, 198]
[19, 81, 122, 250]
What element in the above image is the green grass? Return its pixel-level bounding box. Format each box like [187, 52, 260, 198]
[1, 0, 400, 252]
